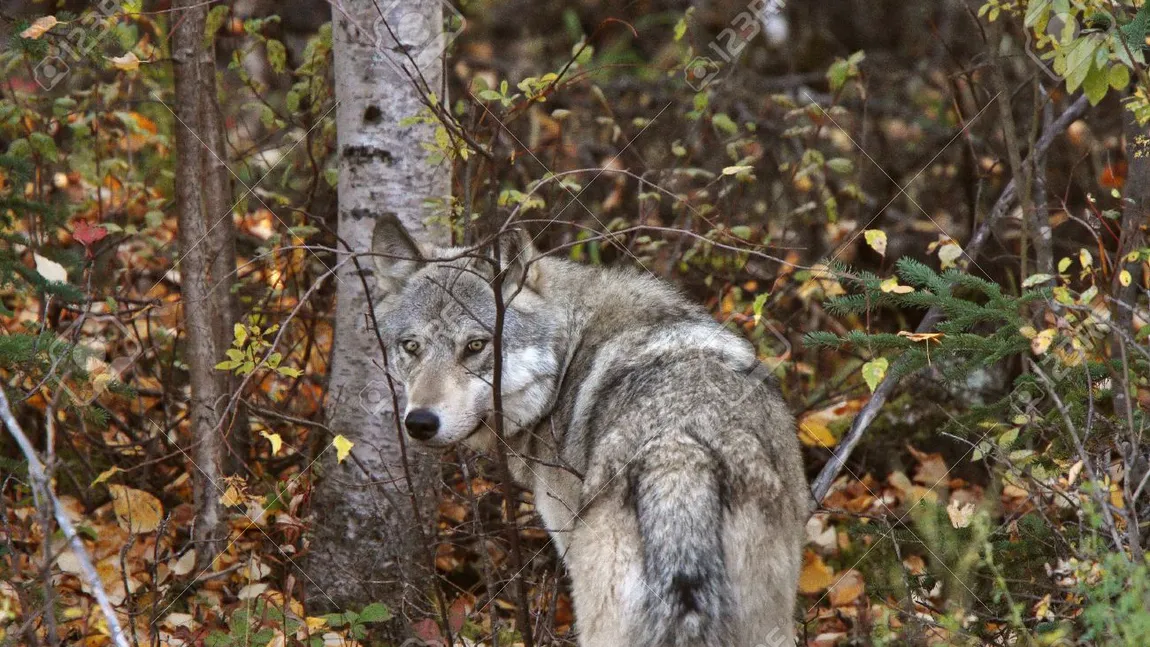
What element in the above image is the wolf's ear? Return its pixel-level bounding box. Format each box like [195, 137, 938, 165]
[371, 213, 426, 292]
[496, 228, 544, 293]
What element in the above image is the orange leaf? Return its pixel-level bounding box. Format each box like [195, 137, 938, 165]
[798, 550, 835, 594]
[828, 569, 865, 606]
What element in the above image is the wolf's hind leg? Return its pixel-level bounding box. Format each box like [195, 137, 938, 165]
[565, 499, 644, 647]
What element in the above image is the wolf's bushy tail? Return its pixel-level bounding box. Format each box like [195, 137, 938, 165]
[630, 435, 731, 647]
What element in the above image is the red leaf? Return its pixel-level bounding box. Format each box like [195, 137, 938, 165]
[411, 618, 444, 645]
[1100, 161, 1127, 190]
[73, 220, 108, 248]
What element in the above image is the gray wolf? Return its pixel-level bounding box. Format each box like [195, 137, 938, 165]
[370, 215, 807, 647]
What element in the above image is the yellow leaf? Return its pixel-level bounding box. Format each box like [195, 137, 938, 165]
[109, 52, 141, 71]
[861, 357, 888, 392]
[864, 229, 887, 257]
[1110, 480, 1124, 509]
[108, 484, 163, 534]
[797, 399, 865, 448]
[21, 16, 58, 40]
[1034, 593, 1053, 621]
[722, 165, 754, 176]
[1067, 460, 1085, 487]
[880, 277, 914, 294]
[897, 331, 943, 343]
[219, 484, 244, 507]
[946, 498, 975, 529]
[798, 550, 835, 594]
[332, 435, 354, 464]
[798, 420, 837, 448]
[1119, 269, 1132, 287]
[1079, 248, 1093, 269]
[938, 241, 963, 269]
[1031, 328, 1056, 355]
[91, 466, 123, 487]
[260, 430, 283, 455]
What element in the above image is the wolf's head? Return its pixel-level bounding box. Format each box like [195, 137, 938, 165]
[370, 215, 562, 450]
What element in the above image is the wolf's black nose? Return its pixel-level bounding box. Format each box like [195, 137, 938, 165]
[404, 409, 440, 440]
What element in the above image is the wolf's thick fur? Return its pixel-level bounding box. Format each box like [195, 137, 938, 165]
[371, 216, 808, 647]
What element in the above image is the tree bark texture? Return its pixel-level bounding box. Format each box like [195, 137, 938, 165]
[171, 0, 240, 571]
[306, 0, 450, 615]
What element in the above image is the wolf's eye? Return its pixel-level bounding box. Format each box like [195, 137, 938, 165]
[401, 340, 420, 355]
[465, 339, 488, 354]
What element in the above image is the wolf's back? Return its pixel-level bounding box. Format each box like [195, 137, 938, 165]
[629, 434, 733, 647]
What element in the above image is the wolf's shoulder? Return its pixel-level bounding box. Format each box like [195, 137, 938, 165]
[539, 257, 708, 327]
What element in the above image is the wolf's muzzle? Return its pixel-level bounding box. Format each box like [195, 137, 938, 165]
[404, 408, 440, 440]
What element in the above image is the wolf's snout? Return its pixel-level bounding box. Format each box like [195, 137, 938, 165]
[404, 408, 440, 440]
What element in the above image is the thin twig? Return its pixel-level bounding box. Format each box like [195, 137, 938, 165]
[0, 387, 131, 647]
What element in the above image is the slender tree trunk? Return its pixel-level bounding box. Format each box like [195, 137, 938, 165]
[1111, 109, 1148, 426]
[306, 0, 449, 615]
[171, 0, 239, 570]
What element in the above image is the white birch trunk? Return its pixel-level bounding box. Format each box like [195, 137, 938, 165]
[306, 0, 450, 614]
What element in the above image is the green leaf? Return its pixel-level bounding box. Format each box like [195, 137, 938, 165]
[827, 59, 850, 92]
[730, 225, 752, 239]
[204, 4, 230, 48]
[1063, 38, 1099, 93]
[1024, 0, 1052, 28]
[321, 612, 354, 628]
[7, 138, 30, 158]
[861, 357, 889, 393]
[234, 323, 248, 347]
[1082, 64, 1109, 105]
[1108, 64, 1131, 90]
[711, 113, 738, 135]
[266, 39, 287, 73]
[29, 132, 57, 160]
[357, 602, 392, 623]
[826, 158, 854, 174]
[752, 292, 768, 325]
[998, 426, 1020, 447]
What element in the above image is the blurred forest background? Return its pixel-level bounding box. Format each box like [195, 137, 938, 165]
[0, 0, 1148, 645]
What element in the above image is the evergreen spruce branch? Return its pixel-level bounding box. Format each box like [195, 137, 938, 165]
[811, 95, 1093, 505]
